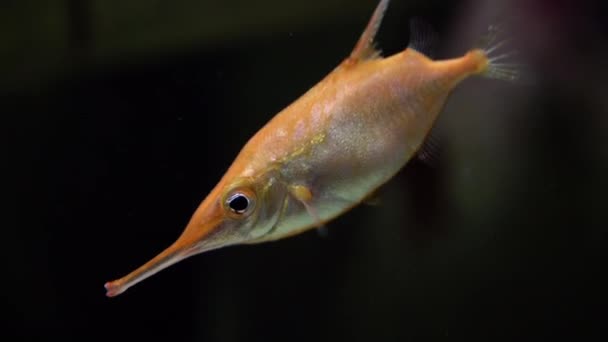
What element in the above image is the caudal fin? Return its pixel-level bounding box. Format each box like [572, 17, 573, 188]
[475, 24, 521, 82]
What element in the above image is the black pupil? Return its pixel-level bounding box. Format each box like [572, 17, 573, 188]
[229, 194, 249, 213]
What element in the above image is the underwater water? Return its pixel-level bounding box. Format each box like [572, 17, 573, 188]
[4, 0, 607, 340]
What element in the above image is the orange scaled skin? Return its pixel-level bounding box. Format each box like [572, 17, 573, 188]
[105, 0, 492, 297]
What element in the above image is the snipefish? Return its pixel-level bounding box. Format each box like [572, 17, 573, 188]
[105, 0, 518, 297]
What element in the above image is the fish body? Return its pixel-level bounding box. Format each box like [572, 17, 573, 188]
[236, 48, 483, 243]
[105, 0, 516, 297]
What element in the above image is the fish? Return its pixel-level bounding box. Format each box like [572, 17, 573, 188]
[104, 0, 518, 297]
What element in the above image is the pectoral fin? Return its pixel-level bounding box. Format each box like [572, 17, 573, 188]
[289, 184, 324, 230]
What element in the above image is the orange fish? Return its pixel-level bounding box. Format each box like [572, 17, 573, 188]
[105, 0, 517, 297]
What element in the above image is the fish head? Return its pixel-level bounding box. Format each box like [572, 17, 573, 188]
[104, 169, 289, 297]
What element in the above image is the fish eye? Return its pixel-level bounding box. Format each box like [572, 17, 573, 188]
[228, 194, 249, 213]
[225, 189, 256, 216]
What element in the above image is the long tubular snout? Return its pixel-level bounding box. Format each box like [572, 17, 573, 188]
[104, 241, 190, 297]
[105, 205, 224, 297]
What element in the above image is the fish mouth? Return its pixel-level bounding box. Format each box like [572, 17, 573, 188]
[104, 209, 224, 297]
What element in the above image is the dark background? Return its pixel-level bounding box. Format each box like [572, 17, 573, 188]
[4, 0, 607, 341]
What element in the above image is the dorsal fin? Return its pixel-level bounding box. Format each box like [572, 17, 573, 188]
[408, 17, 438, 59]
[349, 0, 390, 61]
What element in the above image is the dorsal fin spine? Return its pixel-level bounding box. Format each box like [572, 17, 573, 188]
[349, 0, 391, 61]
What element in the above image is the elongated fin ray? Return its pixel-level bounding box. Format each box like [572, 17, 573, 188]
[350, 0, 391, 61]
[475, 23, 522, 82]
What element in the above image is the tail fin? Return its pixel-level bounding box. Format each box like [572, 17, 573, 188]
[475, 23, 521, 82]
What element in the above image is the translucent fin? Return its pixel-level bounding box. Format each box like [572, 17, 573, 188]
[289, 185, 325, 230]
[475, 23, 521, 82]
[301, 199, 323, 229]
[349, 0, 390, 61]
[417, 133, 442, 167]
[408, 17, 438, 59]
[316, 225, 329, 238]
[301, 197, 329, 238]
[363, 193, 382, 206]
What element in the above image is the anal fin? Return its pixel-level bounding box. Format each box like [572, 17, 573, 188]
[416, 131, 443, 167]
